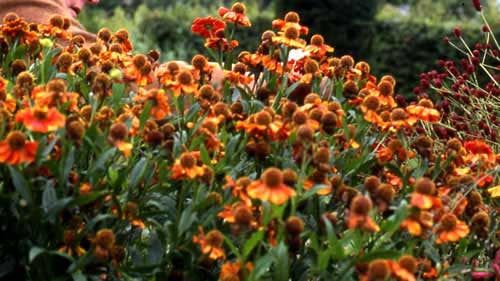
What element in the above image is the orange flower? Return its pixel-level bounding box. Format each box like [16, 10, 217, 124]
[1, 13, 38, 45]
[410, 178, 441, 210]
[58, 230, 86, 257]
[388, 260, 417, 281]
[272, 12, 309, 35]
[235, 110, 286, 140]
[406, 99, 440, 122]
[171, 151, 205, 180]
[15, 106, 65, 133]
[347, 195, 380, 232]
[381, 108, 417, 132]
[224, 69, 253, 86]
[111, 28, 134, 53]
[0, 131, 38, 165]
[246, 167, 296, 205]
[0, 92, 16, 113]
[220, 261, 253, 281]
[401, 210, 434, 236]
[218, 3, 251, 27]
[192, 227, 225, 260]
[204, 29, 239, 52]
[123, 54, 154, 87]
[31, 84, 79, 112]
[305, 34, 334, 59]
[261, 53, 284, 74]
[218, 202, 258, 228]
[191, 16, 226, 38]
[0, 76, 8, 92]
[169, 70, 198, 97]
[133, 88, 170, 120]
[435, 213, 469, 244]
[272, 25, 306, 49]
[38, 15, 71, 40]
[156, 61, 181, 86]
[223, 176, 252, 205]
[108, 123, 133, 157]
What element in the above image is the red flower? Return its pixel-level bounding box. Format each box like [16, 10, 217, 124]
[191, 16, 226, 38]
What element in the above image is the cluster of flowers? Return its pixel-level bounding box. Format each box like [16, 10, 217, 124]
[0, 1, 499, 281]
[414, 0, 500, 151]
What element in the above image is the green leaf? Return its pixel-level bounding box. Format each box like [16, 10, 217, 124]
[71, 271, 87, 281]
[323, 217, 345, 260]
[139, 100, 153, 133]
[284, 81, 301, 97]
[178, 207, 196, 236]
[384, 203, 408, 229]
[242, 230, 264, 259]
[423, 240, 440, 263]
[224, 235, 241, 259]
[71, 191, 107, 207]
[199, 144, 211, 166]
[111, 83, 125, 112]
[42, 183, 57, 212]
[29, 247, 46, 263]
[272, 242, 289, 281]
[249, 253, 273, 281]
[90, 148, 116, 174]
[8, 166, 32, 205]
[129, 157, 148, 190]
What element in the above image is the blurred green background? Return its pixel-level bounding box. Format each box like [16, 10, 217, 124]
[79, 0, 500, 96]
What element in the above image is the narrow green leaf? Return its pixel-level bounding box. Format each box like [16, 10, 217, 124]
[139, 100, 152, 133]
[129, 157, 148, 190]
[8, 166, 32, 205]
[242, 230, 264, 259]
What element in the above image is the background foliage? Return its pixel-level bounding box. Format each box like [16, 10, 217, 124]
[80, 0, 499, 95]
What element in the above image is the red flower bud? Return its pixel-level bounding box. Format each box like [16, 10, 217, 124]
[453, 27, 462, 38]
[472, 0, 482, 12]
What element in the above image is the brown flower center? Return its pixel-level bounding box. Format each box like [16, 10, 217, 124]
[199, 85, 215, 100]
[262, 168, 283, 188]
[440, 214, 457, 231]
[399, 255, 418, 273]
[206, 230, 224, 246]
[310, 34, 324, 46]
[292, 111, 307, 125]
[284, 12, 300, 23]
[255, 111, 272, 126]
[191, 54, 207, 70]
[363, 96, 380, 111]
[368, 260, 390, 281]
[378, 81, 394, 96]
[132, 54, 147, 69]
[95, 229, 115, 249]
[414, 177, 435, 195]
[390, 108, 408, 121]
[284, 26, 299, 40]
[110, 123, 127, 141]
[304, 59, 319, 74]
[33, 107, 48, 120]
[180, 153, 196, 168]
[7, 131, 26, 150]
[418, 98, 434, 108]
[177, 70, 193, 85]
[350, 195, 372, 215]
[231, 2, 246, 14]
